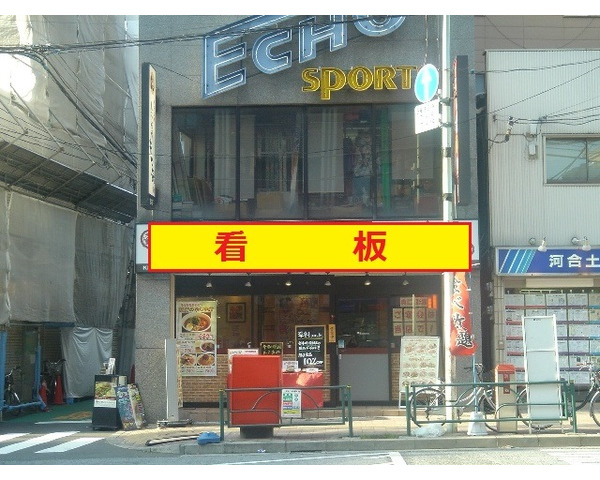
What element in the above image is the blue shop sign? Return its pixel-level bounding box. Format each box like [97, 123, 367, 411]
[497, 247, 600, 275]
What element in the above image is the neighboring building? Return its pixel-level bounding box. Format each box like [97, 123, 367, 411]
[0, 15, 138, 405]
[473, 15, 600, 388]
[136, 15, 479, 423]
[482, 49, 600, 386]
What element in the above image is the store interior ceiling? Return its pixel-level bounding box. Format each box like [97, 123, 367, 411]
[176, 272, 440, 296]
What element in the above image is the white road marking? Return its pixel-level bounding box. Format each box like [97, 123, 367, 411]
[36, 437, 103, 453]
[543, 448, 600, 464]
[0, 431, 78, 454]
[0, 433, 27, 443]
[388, 451, 407, 465]
[225, 451, 406, 465]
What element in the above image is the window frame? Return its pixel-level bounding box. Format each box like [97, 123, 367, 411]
[545, 136, 600, 185]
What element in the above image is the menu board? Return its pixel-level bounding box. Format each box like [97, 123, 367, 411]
[398, 336, 440, 393]
[92, 374, 126, 430]
[176, 300, 217, 376]
[295, 325, 326, 371]
[260, 342, 283, 356]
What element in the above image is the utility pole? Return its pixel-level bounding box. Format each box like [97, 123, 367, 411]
[441, 14, 456, 429]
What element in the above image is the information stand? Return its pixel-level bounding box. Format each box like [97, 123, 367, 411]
[92, 374, 127, 430]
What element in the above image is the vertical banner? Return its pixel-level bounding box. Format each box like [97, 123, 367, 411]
[140, 63, 156, 209]
[449, 272, 477, 355]
[176, 300, 218, 376]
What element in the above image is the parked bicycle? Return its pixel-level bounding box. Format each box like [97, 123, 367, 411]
[42, 359, 65, 405]
[515, 360, 600, 430]
[3, 366, 22, 417]
[408, 364, 516, 432]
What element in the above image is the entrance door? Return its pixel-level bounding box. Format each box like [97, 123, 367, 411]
[335, 298, 389, 402]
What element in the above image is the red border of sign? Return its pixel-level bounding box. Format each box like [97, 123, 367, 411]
[147, 220, 472, 273]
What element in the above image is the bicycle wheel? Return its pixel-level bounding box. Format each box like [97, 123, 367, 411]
[515, 388, 552, 431]
[408, 387, 446, 427]
[4, 389, 22, 417]
[589, 390, 600, 428]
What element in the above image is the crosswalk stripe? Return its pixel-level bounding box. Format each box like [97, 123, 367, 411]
[543, 448, 600, 464]
[388, 451, 407, 465]
[36, 437, 103, 453]
[0, 433, 27, 443]
[0, 431, 78, 454]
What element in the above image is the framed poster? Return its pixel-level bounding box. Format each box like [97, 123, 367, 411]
[227, 302, 246, 323]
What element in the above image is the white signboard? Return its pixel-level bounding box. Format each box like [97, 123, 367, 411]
[522, 315, 561, 422]
[414, 99, 440, 134]
[398, 336, 440, 407]
[135, 224, 148, 272]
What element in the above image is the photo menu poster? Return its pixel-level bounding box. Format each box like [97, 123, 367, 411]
[176, 300, 217, 376]
[398, 335, 440, 403]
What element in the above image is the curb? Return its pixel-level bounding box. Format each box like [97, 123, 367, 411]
[134, 431, 600, 456]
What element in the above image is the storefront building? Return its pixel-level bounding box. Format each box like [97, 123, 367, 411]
[136, 15, 479, 423]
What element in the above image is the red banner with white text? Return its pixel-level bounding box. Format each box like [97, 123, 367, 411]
[449, 272, 477, 356]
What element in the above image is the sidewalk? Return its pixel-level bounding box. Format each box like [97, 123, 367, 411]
[107, 406, 600, 455]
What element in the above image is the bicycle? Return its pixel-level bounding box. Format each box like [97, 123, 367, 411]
[42, 359, 65, 404]
[515, 361, 600, 430]
[408, 364, 512, 432]
[571, 361, 600, 427]
[3, 366, 22, 417]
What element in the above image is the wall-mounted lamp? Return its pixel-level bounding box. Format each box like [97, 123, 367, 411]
[364, 274, 371, 286]
[529, 237, 547, 252]
[324, 272, 331, 287]
[402, 273, 409, 286]
[244, 273, 252, 287]
[285, 274, 292, 287]
[572, 236, 591, 251]
[206, 274, 213, 288]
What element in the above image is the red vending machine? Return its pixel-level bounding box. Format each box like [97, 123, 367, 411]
[229, 354, 282, 435]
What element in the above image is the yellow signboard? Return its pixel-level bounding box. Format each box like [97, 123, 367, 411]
[148, 221, 471, 272]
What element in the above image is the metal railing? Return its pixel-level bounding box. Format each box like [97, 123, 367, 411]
[218, 384, 354, 441]
[404, 379, 577, 436]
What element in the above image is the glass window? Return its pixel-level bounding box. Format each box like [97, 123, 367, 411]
[240, 107, 304, 219]
[336, 298, 388, 348]
[375, 105, 441, 219]
[171, 105, 442, 221]
[546, 138, 600, 184]
[172, 108, 237, 219]
[307, 106, 367, 218]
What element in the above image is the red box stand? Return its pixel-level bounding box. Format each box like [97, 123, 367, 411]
[229, 355, 282, 428]
[282, 371, 324, 409]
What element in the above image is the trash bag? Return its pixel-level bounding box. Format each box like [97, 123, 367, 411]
[414, 423, 445, 437]
[197, 431, 221, 445]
